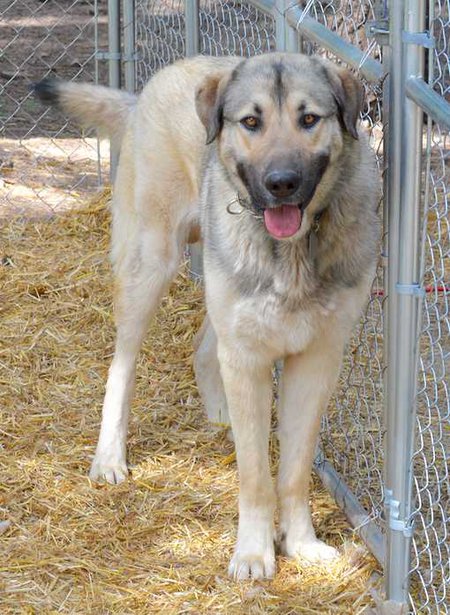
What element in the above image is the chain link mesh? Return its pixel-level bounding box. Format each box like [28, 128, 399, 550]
[304, 0, 386, 538]
[135, 0, 185, 90]
[199, 1, 275, 56]
[408, 1, 450, 611]
[0, 0, 107, 215]
[135, 1, 276, 93]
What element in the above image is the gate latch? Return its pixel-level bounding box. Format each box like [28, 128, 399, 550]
[366, 20, 389, 46]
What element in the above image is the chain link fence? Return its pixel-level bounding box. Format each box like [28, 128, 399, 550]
[199, 0, 275, 55]
[0, 0, 108, 216]
[409, 0, 449, 611]
[135, 0, 185, 88]
[135, 0, 275, 92]
[304, 0, 386, 535]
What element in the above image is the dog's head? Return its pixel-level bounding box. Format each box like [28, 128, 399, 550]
[195, 53, 364, 240]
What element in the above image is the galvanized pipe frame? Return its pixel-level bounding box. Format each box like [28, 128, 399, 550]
[241, 0, 386, 82]
[123, 0, 136, 94]
[384, 0, 431, 607]
[314, 450, 385, 566]
[93, 0, 104, 186]
[185, 0, 203, 279]
[108, 0, 121, 178]
[108, 0, 121, 90]
[406, 77, 450, 132]
[185, 0, 200, 57]
[275, 0, 303, 53]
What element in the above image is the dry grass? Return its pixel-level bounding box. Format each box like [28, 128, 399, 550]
[0, 190, 381, 613]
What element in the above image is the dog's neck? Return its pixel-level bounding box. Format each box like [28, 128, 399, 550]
[308, 211, 323, 263]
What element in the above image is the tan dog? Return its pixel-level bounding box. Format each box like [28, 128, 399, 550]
[34, 53, 380, 580]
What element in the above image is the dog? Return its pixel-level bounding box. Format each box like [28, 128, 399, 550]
[34, 53, 380, 580]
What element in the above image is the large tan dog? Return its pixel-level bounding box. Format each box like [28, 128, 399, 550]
[34, 53, 380, 580]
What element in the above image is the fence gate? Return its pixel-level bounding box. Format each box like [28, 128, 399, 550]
[111, 1, 449, 612]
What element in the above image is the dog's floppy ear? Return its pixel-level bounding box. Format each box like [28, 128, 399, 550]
[320, 61, 365, 139]
[195, 74, 230, 145]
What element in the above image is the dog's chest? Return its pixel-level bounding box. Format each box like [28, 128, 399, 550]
[229, 291, 331, 358]
[218, 239, 333, 357]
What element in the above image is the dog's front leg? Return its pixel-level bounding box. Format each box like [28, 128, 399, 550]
[277, 334, 344, 562]
[217, 343, 275, 580]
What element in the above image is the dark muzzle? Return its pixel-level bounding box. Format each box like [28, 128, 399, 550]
[264, 169, 301, 198]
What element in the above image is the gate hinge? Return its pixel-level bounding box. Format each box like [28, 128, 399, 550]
[396, 283, 425, 298]
[366, 23, 435, 49]
[384, 489, 415, 538]
[402, 31, 435, 48]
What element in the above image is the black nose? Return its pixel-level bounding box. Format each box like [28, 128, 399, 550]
[264, 170, 300, 198]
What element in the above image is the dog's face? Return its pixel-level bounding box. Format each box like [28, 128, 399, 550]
[196, 53, 364, 239]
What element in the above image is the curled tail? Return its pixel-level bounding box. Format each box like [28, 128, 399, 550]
[33, 78, 137, 149]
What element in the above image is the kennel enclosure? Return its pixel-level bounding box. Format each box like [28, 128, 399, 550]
[1, 1, 448, 612]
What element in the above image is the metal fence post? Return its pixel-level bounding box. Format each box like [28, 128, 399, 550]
[123, 0, 136, 94]
[94, 0, 104, 187]
[275, 0, 302, 52]
[108, 0, 121, 179]
[185, 1, 203, 278]
[185, 0, 200, 58]
[384, 0, 425, 604]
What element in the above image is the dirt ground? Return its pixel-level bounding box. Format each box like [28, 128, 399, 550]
[0, 0, 109, 138]
[0, 137, 110, 215]
[0, 0, 110, 216]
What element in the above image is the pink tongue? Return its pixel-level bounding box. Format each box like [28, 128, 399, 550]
[263, 205, 302, 239]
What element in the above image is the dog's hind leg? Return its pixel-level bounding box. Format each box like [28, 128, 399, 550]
[89, 221, 184, 484]
[193, 316, 230, 426]
[277, 333, 345, 562]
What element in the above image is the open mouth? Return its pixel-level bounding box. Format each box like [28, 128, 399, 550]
[263, 204, 302, 239]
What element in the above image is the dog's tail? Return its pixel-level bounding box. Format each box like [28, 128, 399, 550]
[33, 78, 137, 149]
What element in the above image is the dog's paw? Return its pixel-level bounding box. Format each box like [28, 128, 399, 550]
[228, 522, 276, 580]
[229, 508, 276, 580]
[228, 548, 275, 580]
[89, 454, 128, 485]
[283, 537, 339, 563]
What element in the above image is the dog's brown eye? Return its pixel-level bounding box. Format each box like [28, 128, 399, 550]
[301, 114, 320, 128]
[241, 116, 260, 130]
